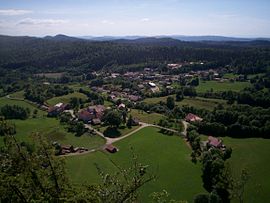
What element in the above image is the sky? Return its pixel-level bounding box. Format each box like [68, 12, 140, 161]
[0, 0, 269, 37]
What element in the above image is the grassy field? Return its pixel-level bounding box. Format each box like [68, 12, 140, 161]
[0, 96, 45, 117]
[66, 127, 205, 202]
[143, 95, 227, 111]
[130, 109, 165, 124]
[222, 137, 270, 203]
[94, 124, 141, 138]
[178, 97, 227, 111]
[0, 117, 105, 149]
[196, 80, 250, 93]
[68, 83, 90, 91]
[35, 72, 66, 78]
[46, 92, 88, 106]
[9, 90, 25, 99]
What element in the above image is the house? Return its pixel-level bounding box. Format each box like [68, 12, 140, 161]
[128, 95, 141, 102]
[48, 103, 68, 117]
[105, 144, 118, 153]
[185, 113, 203, 122]
[207, 136, 223, 148]
[118, 103, 126, 110]
[148, 82, 156, 88]
[78, 110, 93, 123]
[87, 105, 106, 119]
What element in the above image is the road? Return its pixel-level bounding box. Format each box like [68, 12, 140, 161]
[61, 120, 187, 157]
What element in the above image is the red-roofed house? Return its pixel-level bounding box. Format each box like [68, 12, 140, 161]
[185, 113, 203, 122]
[105, 144, 118, 153]
[78, 110, 93, 123]
[207, 136, 223, 148]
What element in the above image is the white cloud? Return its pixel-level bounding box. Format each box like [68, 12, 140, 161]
[0, 9, 32, 16]
[101, 20, 114, 25]
[140, 18, 150, 22]
[18, 18, 68, 25]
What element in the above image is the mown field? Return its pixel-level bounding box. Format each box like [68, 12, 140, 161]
[222, 137, 270, 203]
[45, 92, 88, 106]
[0, 117, 105, 149]
[66, 127, 205, 202]
[0, 96, 45, 117]
[196, 80, 250, 93]
[0, 96, 105, 149]
[143, 95, 227, 111]
[130, 109, 165, 124]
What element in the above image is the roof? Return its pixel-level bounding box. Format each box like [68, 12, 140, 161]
[208, 136, 222, 148]
[55, 102, 64, 108]
[185, 113, 203, 122]
[105, 144, 118, 153]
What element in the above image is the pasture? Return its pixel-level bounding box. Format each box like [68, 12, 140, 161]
[196, 80, 250, 93]
[0, 96, 45, 117]
[0, 117, 105, 149]
[130, 109, 165, 124]
[143, 95, 227, 111]
[45, 92, 88, 106]
[222, 137, 270, 203]
[66, 127, 205, 202]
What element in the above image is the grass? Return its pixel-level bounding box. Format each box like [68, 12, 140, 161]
[0, 96, 45, 117]
[104, 100, 113, 107]
[223, 73, 238, 79]
[222, 137, 270, 203]
[68, 83, 90, 91]
[9, 90, 25, 99]
[94, 124, 140, 138]
[46, 92, 88, 106]
[66, 127, 205, 202]
[196, 80, 250, 93]
[178, 97, 227, 111]
[143, 95, 227, 111]
[0, 117, 105, 149]
[35, 72, 66, 78]
[143, 95, 169, 104]
[130, 109, 166, 124]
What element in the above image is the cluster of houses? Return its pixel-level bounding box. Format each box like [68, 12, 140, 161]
[78, 105, 106, 125]
[48, 102, 69, 117]
[52, 142, 89, 156]
[184, 113, 226, 151]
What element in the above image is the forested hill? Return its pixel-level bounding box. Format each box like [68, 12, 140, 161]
[0, 34, 270, 73]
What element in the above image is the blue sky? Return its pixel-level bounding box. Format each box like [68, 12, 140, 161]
[0, 0, 269, 37]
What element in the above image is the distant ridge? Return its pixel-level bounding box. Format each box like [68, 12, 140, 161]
[78, 35, 270, 42]
[43, 34, 85, 42]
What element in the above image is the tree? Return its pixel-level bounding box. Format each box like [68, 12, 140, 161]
[176, 90, 184, 102]
[0, 135, 156, 203]
[127, 115, 133, 128]
[0, 117, 16, 136]
[121, 110, 127, 124]
[166, 96, 175, 110]
[103, 110, 122, 128]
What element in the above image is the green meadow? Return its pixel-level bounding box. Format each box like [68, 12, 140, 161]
[0, 117, 105, 149]
[0, 96, 45, 117]
[196, 80, 250, 93]
[66, 127, 205, 202]
[45, 92, 88, 106]
[130, 109, 166, 124]
[143, 95, 227, 111]
[222, 137, 270, 203]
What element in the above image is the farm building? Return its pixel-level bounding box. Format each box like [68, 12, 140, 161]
[105, 144, 118, 153]
[207, 136, 223, 148]
[48, 103, 69, 117]
[185, 113, 203, 122]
